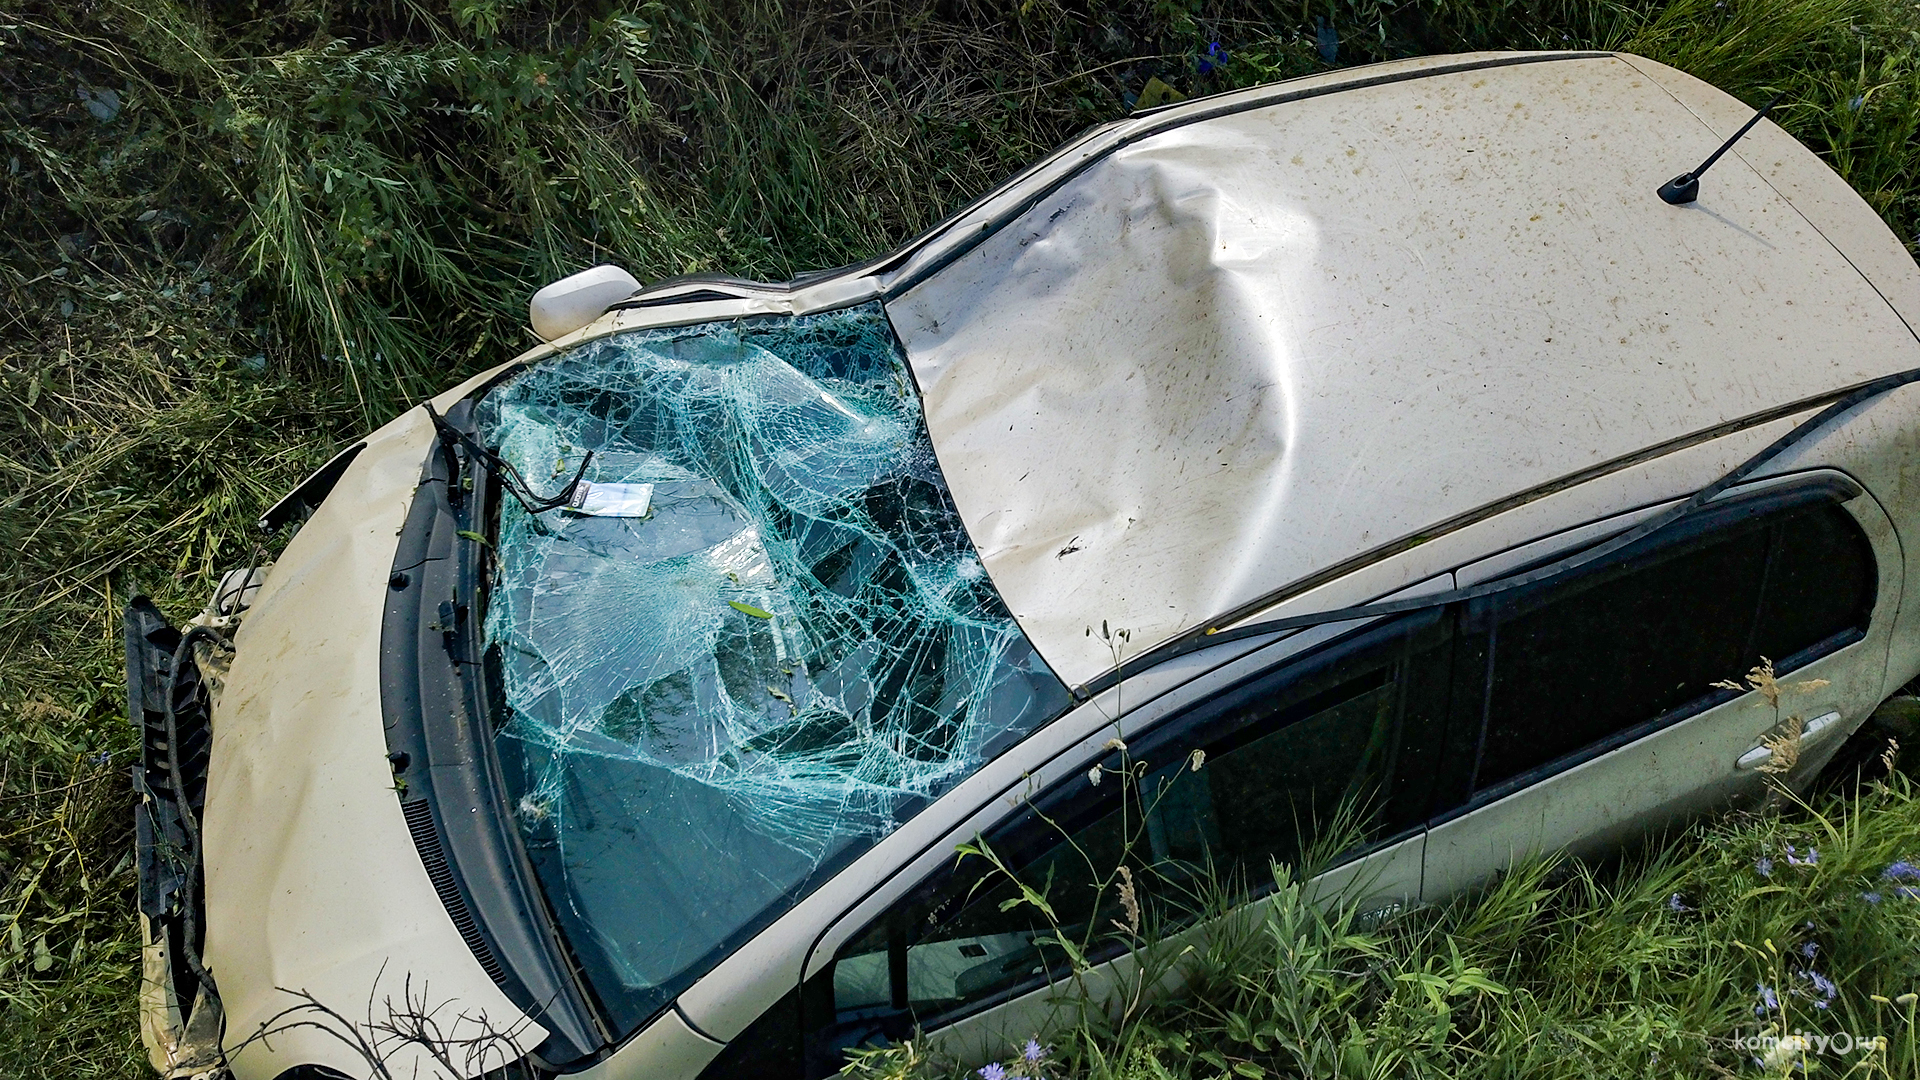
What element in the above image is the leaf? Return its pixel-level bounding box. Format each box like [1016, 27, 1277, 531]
[456, 529, 493, 548]
[1231, 1063, 1266, 1078]
[728, 600, 774, 618]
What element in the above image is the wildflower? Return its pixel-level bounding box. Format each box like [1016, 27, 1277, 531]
[1863, 891, 1884, 904]
[92, 749, 111, 766]
[1023, 1039, 1048, 1064]
[979, 1065, 1008, 1080]
[1897, 885, 1920, 900]
[1756, 983, 1780, 1016]
[1087, 765, 1103, 787]
[1802, 969, 1839, 1008]
[1882, 861, 1920, 882]
[1197, 40, 1228, 75]
[1188, 748, 1206, 772]
[1785, 843, 1819, 867]
[1756, 857, 1775, 877]
[1800, 941, 1818, 958]
[1667, 893, 1691, 913]
[1763, 1034, 1810, 1070]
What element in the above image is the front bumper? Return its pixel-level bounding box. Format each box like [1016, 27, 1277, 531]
[127, 596, 226, 1078]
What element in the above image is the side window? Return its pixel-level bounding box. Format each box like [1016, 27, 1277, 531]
[1465, 494, 1876, 798]
[803, 612, 1454, 1074]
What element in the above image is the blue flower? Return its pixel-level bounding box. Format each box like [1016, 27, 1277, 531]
[1197, 41, 1229, 75]
[1756, 983, 1780, 1016]
[979, 1065, 1008, 1080]
[1756, 857, 1775, 877]
[1863, 891, 1884, 904]
[1667, 893, 1691, 913]
[1897, 885, 1920, 900]
[1785, 843, 1819, 867]
[1800, 941, 1818, 958]
[1023, 1039, 1048, 1064]
[1882, 861, 1920, 881]
[1801, 969, 1839, 1009]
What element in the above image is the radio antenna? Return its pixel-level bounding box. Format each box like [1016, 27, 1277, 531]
[1658, 90, 1786, 205]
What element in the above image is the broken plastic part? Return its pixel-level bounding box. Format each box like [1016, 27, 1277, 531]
[475, 302, 1069, 1029]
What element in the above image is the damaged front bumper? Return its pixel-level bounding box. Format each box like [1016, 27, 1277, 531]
[127, 571, 261, 1078]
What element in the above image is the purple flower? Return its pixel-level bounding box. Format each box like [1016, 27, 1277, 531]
[1756, 983, 1780, 1016]
[1756, 857, 1774, 877]
[1801, 969, 1839, 1009]
[1800, 941, 1818, 958]
[1667, 893, 1691, 913]
[1023, 1040, 1048, 1064]
[1197, 41, 1228, 75]
[1897, 885, 1920, 900]
[979, 1065, 1008, 1080]
[1863, 891, 1884, 904]
[1882, 861, 1920, 882]
[1785, 843, 1820, 867]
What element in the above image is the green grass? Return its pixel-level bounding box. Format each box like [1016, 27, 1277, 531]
[1, 0, 1917, 1075]
[848, 774, 1920, 1080]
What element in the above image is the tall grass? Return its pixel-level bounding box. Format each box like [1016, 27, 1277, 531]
[850, 774, 1920, 1080]
[1, 0, 1917, 1075]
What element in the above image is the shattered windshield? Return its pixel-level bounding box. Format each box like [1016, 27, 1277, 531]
[474, 302, 1070, 1033]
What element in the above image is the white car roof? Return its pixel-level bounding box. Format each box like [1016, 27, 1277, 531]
[888, 52, 1920, 685]
[500, 51, 1920, 689]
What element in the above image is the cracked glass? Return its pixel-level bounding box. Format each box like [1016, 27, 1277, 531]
[474, 302, 1070, 1033]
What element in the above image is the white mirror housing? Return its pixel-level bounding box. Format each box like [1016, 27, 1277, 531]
[529, 265, 643, 341]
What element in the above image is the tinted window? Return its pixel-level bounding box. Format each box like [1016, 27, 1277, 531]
[806, 613, 1454, 1071]
[1752, 503, 1878, 662]
[1467, 497, 1875, 797]
[1134, 608, 1455, 873]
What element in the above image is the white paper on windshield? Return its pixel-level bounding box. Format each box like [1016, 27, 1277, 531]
[566, 480, 654, 517]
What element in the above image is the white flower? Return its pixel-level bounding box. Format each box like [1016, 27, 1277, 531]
[1763, 1035, 1810, 1070]
[1088, 766, 1103, 787]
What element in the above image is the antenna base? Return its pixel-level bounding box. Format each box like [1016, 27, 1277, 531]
[1659, 173, 1700, 205]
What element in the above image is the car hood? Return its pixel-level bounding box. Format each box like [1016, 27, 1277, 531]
[204, 402, 547, 1080]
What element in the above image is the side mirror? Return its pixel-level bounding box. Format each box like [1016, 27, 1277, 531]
[529, 265, 642, 341]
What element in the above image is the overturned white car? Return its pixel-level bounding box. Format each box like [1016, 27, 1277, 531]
[128, 50, 1920, 1080]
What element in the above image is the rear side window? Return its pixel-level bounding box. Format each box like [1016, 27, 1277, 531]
[1465, 495, 1876, 798]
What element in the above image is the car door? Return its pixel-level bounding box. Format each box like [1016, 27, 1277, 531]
[796, 606, 1462, 1075]
[1421, 472, 1900, 902]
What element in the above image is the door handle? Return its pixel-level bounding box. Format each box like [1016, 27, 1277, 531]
[1736, 711, 1841, 771]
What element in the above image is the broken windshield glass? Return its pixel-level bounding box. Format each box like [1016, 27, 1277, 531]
[474, 302, 1069, 1033]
